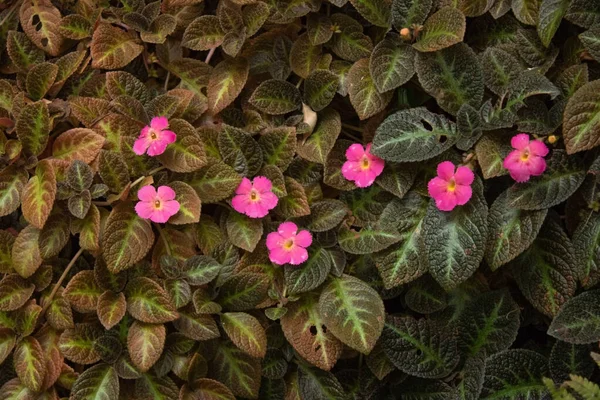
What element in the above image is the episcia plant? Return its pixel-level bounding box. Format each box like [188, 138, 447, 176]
[2, 0, 600, 399]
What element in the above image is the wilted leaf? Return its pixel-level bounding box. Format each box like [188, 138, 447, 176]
[413, 7, 466, 52]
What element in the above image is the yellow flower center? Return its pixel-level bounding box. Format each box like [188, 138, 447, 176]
[360, 156, 370, 170]
[154, 200, 162, 209]
[283, 238, 295, 250]
[250, 189, 260, 201]
[447, 178, 456, 192]
[150, 129, 158, 140]
[520, 149, 530, 161]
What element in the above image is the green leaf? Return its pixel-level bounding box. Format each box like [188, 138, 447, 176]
[517, 28, 558, 68]
[485, 190, 547, 270]
[0, 328, 15, 365]
[298, 364, 346, 400]
[373, 193, 429, 289]
[167, 181, 201, 225]
[482, 47, 524, 96]
[14, 336, 46, 392]
[64, 270, 103, 313]
[70, 363, 119, 400]
[565, 375, 600, 399]
[507, 150, 585, 210]
[482, 350, 549, 399]
[127, 321, 165, 372]
[12, 225, 42, 279]
[284, 246, 332, 295]
[16, 101, 50, 157]
[404, 275, 448, 314]
[330, 17, 373, 62]
[0, 274, 34, 311]
[182, 15, 225, 50]
[211, 341, 261, 398]
[26, 62, 58, 101]
[305, 200, 348, 232]
[538, 0, 570, 47]
[563, 80, 600, 154]
[510, 216, 577, 317]
[135, 374, 178, 400]
[290, 34, 322, 79]
[580, 25, 600, 63]
[512, 0, 542, 25]
[181, 379, 235, 400]
[167, 58, 211, 97]
[259, 127, 297, 171]
[208, 58, 249, 114]
[106, 71, 151, 104]
[413, 7, 466, 52]
[243, 2, 269, 37]
[102, 204, 155, 273]
[221, 312, 267, 358]
[157, 119, 207, 173]
[303, 70, 339, 112]
[91, 23, 143, 70]
[226, 212, 263, 252]
[297, 109, 341, 164]
[184, 161, 242, 204]
[52, 128, 105, 164]
[458, 0, 494, 16]
[281, 293, 343, 371]
[249, 79, 302, 115]
[459, 290, 520, 356]
[423, 178, 488, 291]
[59, 14, 92, 40]
[475, 133, 511, 179]
[275, 177, 310, 218]
[349, 0, 390, 27]
[126, 277, 178, 324]
[372, 107, 457, 162]
[456, 353, 486, 400]
[370, 34, 416, 93]
[218, 125, 263, 176]
[548, 289, 600, 344]
[565, 0, 600, 28]
[550, 341, 595, 382]
[307, 14, 333, 45]
[382, 315, 459, 378]
[6, 31, 44, 71]
[456, 103, 483, 151]
[416, 43, 484, 115]
[347, 58, 393, 120]
[183, 255, 222, 286]
[318, 274, 385, 354]
[173, 306, 220, 340]
[391, 0, 432, 30]
[0, 378, 36, 400]
[218, 272, 270, 311]
[573, 211, 600, 288]
[21, 160, 56, 229]
[338, 223, 400, 254]
[97, 291, 126, 330]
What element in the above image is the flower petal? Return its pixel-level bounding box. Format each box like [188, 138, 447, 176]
[151, 116, 169, 131]
[245, 202, 269, 218]
[503, 150, 523, 170]
[161, 130, 177, 144]
[437, 161, 455, 180]
[135, 201, 155, 219]
[260, 192, 279, 210]
[161, 199, 180, 216]
[454, 166, 474, 185]
[266, 232, 283, 250]
[236, 178, 253, 195]
[157, 186, 176, 201]
[150, 209, 171, 223]
[295, 230, 312, 248]
[289, 246, 309, 265]
[435, 191, 458, 212]
[509, 168, 531, 183]
[511, 133, 530, 150]
[527, 156, 546, 176]
[137, 185, 157, 201]
[133, 137, 151, 155]
[253, 176, 272, 193]
[454, 184, 472, 206]
[369, 157, 385, 176]
[231, 194, 250, 214]
[345, 143, 365, 161]
[528, 140, 549, 157]
[269, 247, 291, 265]
[353, 169, 377, 188]
[147, 140, 169, 156]
[427, 177, 449, 199]
[342, 161, 360, 181]
[277, 222, 298, 238]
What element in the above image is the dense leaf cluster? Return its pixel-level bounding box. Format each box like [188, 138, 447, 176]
[0, 0, 600, 398]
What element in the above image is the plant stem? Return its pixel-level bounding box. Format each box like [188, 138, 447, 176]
[296, 78, 304, 89]
[341, 123, 364, 133]
[342, 131, 363, 143]
[92, 201, 111, 206]
[205, 47, 216, 64]
[163, 71, 170, 92]
[41, 248, 84, 314]
[154, 222, 172, 256]
[131, 166, 166, 188]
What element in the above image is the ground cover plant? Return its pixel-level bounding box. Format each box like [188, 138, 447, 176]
[1, 0, 600, 398]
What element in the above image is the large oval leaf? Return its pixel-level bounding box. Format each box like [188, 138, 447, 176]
[249, 79, 302, 115]
[347, 58, 393, 120]
[370, 34, 416, 92]
[548, 289, 600, 344]
[221, 312, 267, 358]
[563, 80, 600, 154]
[70, 363, 119, 400]
[127, 321, 166, 372]
[482, 350, 549, 399]
[413, 7, 466, 52]
[318, 274, 385, 354]
[210, 342, 261, 399]
[14, 336, 46, 392]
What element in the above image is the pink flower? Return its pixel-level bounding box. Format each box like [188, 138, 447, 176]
[135, 185, 180, 223]
[231, 177, 278, 218]
[342, 143, 385, 188]
[133, 116, 176, 156]
[428, 161, 474, 212]
[266, 222, 312, 266]
[503, 133, 549, 183]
